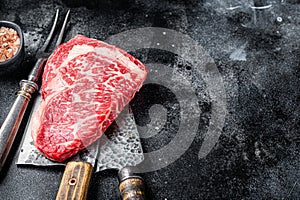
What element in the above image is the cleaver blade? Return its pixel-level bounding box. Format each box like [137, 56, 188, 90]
[16, 92, 146, 200]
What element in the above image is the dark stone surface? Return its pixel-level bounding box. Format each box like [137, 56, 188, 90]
[0, 0, 299, 199]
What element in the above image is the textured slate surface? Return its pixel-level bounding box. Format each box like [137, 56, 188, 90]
[0, 0, 299, 199]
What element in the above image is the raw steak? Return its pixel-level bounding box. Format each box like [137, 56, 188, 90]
[31, 35, 148, 162]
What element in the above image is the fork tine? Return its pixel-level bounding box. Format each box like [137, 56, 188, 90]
[55, 9, 70, 48]
[40, 9, 59, 52]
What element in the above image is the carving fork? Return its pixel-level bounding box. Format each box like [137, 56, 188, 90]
[0, 9, 70, 172]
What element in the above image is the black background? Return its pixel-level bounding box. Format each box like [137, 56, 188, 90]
[0, 0, 299, 199]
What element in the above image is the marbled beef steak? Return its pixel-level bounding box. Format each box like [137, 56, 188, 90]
[31, 35, 148, 162]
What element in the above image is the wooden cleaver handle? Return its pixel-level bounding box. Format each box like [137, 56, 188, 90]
[118, 167, 146, 200]
[56, 161, 93, 200]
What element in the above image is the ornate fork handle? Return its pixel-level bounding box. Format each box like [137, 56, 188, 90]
[0, 79, 38, 172]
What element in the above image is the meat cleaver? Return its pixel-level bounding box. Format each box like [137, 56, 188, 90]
[16, 92, 146, 200]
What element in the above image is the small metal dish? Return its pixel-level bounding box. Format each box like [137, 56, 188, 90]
[0, 20, 25, 76]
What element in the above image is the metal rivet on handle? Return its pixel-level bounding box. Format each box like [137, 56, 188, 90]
[68, 178, 77, 186]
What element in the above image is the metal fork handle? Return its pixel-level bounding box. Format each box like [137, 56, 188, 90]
[0, 79, 38, 172]
[0, 57, 46, 172]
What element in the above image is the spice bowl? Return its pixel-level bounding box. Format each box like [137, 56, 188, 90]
[0, 20, 25, 76]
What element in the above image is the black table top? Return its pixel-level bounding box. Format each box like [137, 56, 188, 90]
[0, 0, 299, 199]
